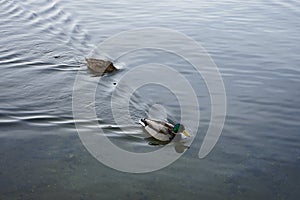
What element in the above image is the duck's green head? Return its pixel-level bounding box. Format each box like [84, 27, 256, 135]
[173, 124, 190, 137]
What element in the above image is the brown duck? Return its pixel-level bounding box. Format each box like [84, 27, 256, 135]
[85, 58, 118, 75]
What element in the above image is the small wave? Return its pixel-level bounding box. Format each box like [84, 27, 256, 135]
[0, 0, 93, 60]
[270, 0, 300, 17]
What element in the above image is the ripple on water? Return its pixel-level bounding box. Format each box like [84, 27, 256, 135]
[1, 0, 300, 198]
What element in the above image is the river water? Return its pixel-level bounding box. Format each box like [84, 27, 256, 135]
[1, 0, 300, 199]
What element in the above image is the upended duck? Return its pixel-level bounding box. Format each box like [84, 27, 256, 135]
[139, 118, 190, 142]
[85, 58, 118, 74]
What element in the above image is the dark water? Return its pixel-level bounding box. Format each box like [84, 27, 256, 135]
[1, 0, 300, 199]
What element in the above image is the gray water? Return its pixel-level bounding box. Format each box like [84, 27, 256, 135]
[1, 0, 300, 199]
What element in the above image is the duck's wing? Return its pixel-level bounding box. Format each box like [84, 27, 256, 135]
[144, 126, 172, 141]
[144, 119, 173, 130]
[143, 119, 174, 141]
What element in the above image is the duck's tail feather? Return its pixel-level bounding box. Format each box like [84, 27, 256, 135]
[138, 118, 147, 127]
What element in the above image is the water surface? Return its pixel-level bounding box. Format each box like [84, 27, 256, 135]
[1, 0, 300, 199]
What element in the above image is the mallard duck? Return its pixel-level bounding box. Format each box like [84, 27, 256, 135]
[85, 58, 118, 74]
[139, 118, 190, 142]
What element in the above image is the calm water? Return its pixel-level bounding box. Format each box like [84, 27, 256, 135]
[1, 0, 300, 199]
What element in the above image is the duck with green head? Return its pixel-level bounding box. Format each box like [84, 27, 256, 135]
[139, 118, 190, 142]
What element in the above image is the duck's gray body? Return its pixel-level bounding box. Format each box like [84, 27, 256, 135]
[139, 118, 175, 141]
[85, 58, 118, 74]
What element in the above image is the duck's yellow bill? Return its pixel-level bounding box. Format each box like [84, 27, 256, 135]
[182, 130, 190, 137]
